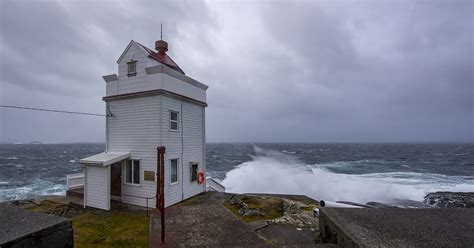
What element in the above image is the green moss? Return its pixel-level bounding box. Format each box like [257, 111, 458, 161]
[302, 205, 318, 211]
[26, 200, 149, 247]
[73, 211, 149, 248]
[224, 195, 284, 223]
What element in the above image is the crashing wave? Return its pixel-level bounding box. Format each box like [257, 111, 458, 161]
[222, 147, 474, 205]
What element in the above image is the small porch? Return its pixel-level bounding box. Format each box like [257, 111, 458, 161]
[72, 152, 130, 210]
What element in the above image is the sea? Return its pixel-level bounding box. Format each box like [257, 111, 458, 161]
[1, 143, 473, 206]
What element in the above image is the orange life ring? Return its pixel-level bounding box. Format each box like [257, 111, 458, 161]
[197, 172, 205, 184]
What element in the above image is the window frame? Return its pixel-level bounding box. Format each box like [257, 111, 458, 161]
[190, 163, 198, 182]
[170, 158, 179, 185]
[127, 60, 137, 77]
[169, 111, 179, 132]
[124, 159, 141, 186]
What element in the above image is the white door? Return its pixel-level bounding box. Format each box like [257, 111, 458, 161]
[85, 165, 110, 210]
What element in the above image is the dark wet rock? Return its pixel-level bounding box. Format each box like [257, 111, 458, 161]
[366, 202, 399, 208]
[228, 194, 245, 206]
[424, 192, 474, 208]
[282, 199, 306, 214]
[272, 199, 318, 228]
[240, 208, 263, 217]
[228, 194, 264, 217]
[391, 199, 431, 208]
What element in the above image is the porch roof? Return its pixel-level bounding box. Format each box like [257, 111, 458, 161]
[80, 152, 130, 166]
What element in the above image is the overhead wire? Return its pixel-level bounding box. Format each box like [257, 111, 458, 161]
[0, 104, 105, 117]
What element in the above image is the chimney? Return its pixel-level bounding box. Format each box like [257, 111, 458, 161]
[155, 39, 168, 54]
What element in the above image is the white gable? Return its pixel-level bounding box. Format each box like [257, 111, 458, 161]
[116, 40, 156, 64]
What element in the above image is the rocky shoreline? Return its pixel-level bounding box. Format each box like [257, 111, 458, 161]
[334, 192, 474, 209]
[423, 191, 474, 208]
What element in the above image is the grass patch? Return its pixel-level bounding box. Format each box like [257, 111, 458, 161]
[224, 195, 284, 222]
[25, 200, 149, 247]
[73, 211, 149, 247]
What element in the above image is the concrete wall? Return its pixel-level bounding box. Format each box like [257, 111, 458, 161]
[4, 221, 73, 248]
[0, 205, 73, 248]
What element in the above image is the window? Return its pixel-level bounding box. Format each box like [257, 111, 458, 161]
[190, 163, 198, 182]
[170, 111, 179, 131]
[127, 60, 137, 76]
[170, 159, 178, 184]
[125, 160, 140, 185]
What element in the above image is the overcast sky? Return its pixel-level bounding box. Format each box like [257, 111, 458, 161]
[0, 0, 472, 143]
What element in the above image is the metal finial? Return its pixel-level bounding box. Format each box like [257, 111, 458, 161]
[160, 24, 163, 40]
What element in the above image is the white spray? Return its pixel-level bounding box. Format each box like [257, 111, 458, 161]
[221, 147, 474, 204]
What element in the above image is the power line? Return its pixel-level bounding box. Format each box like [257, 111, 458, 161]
[0, 104, 105, 117]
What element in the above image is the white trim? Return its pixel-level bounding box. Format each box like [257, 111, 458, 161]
[169, 110, 179, 131]
[102, 74, 118, 83]
[190, 162, 198, 183]
[83, 167, 87, 208]
[170, 158, 179, 184]
[116, 40, 149, 64]
[80, 152, 130, 166]
[145, 65, 209, 90]
[202, 107, 206, 192]
[124, 159, 141, 186]
[127, 60, 137, 75]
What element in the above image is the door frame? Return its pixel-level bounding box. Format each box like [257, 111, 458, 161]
[110, 161, 122, 201]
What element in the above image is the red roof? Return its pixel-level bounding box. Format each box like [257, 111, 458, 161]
[135, 41, 185, 74]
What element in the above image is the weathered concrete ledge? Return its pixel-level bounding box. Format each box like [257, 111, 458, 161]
[0, 204, 73, 248]
[319, 207, 474, 247]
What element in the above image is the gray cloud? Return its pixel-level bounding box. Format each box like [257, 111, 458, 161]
[1, 0, 472, 143]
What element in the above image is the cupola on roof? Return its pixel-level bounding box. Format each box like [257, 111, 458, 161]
[135, 41, 185, 75]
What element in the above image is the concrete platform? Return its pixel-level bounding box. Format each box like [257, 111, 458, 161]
[150, 192, 330, 247]
[0, 204, 73, 247]
[150, 192, 266, 247]
[319, 207, 474, 247]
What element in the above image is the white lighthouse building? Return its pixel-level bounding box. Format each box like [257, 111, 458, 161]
[78, 38, 209, 210]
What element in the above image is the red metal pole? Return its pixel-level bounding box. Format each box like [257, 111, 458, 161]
[156, 146, 166, 243]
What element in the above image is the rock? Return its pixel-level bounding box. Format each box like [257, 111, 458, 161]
[241, 208, 263, 217]
[228, 194, 245, 206]
[271, 199, 318, 228]
[228, 195, 262, 217]
[282, 199, 307, 214]
[424, 192, 474, 208]
[366, 202, 399, 208]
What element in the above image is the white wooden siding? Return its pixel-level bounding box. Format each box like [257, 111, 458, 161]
[107, 95, 160, 208]
[85, 166, 110, 210]
[107, 96, 205, 208]
[99, 40, 207, 209]
[105, 42, 206, 104]
[114, 42, 161, 96]
[161, 95, 205, 206]
[106, 80, 118, 96]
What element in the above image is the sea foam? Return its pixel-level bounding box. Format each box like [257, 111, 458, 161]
[222, 147, 474, 204]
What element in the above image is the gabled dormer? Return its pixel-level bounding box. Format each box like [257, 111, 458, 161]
[102, 40, 207, 105]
